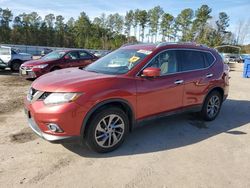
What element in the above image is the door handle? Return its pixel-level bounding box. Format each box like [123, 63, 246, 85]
[206, 73, 213, 78]
[174, 80, 184, 84]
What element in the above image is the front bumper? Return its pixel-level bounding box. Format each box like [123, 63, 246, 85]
[27, 116, 79, 142]
[19, 67, 38, 78]
[24, 95, 88, 143]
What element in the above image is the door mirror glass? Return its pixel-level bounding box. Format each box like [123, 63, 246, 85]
[142, 67, 161, 78]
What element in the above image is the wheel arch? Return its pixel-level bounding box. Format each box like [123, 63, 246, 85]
[9, 59, 23, 71]
[9, 59, 23, 65]
[203, 86, 224, 104]
[81, 99, 136, 138]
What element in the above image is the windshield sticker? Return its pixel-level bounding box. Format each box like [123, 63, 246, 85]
[129, 56, 140, 63]
[137, 50, 152, 55]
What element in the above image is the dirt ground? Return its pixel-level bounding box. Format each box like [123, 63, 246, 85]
[0, 68, 250, 188]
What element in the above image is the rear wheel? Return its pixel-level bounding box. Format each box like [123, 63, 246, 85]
[11, 60, 22, 72]
[85, 107, 129, 153]
[200, 91, 222, 121]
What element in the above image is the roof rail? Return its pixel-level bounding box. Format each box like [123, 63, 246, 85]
[121, 42, 144, 47]
[156, 41, 210, 48]
[156, 42, 178, 48]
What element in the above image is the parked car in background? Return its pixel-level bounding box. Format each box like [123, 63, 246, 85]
[24, 42, 229, 153]
[0, 58, 4, 69]
[91, 50, 112, 58]
[20, 49, 98, 79]
[0, 46, 32, 71]
[224, 54, 243, 63]
[41, 48, 53, 56]
[219, 53, 229, 64]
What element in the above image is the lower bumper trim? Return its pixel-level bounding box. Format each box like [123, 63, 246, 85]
[27, 117, 79, 143]
[19, 69, 37, 78]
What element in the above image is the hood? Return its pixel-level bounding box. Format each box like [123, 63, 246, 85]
[32, 68, 116, 92]
[22, 59, 55, 66]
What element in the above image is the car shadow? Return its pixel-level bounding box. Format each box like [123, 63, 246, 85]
[63, 99, 250, 157]
[0, 69, 19, 76]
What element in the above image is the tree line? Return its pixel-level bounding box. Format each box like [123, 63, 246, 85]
[0, 5, 243, 50]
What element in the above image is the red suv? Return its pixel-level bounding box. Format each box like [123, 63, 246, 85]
[20, 50, 97, 78]
[24, 43, 229, 152]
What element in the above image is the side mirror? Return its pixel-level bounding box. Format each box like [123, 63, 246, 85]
[64, 55, 70, 60]
[142, 67, 161, 78]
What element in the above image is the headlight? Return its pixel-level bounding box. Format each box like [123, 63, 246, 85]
[32, 64, 48, 69]
[44, 92, 82, 105]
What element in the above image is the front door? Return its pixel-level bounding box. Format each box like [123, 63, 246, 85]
[136, 50, 184, 120]
[64, 51, 80, 68]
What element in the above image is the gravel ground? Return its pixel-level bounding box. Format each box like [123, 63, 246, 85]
[0, 68, 250, 188]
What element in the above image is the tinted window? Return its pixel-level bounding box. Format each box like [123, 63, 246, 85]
[205, 53, 215, 66]
[79, 51, 92, 59]
[147, 50, 179, 75]
[178, 50, 206, 71]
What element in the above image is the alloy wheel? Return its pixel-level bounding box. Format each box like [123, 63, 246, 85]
[94, 114, 125, 148]
[207, 95, 220, 118]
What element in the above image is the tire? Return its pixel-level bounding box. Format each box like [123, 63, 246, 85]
[85, 107, 129, 153]
[200, 91, 222, 121]
[11, 60, 22, 72]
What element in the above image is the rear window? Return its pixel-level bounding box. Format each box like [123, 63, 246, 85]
[177, 50, 215, 71]
[205, 53, 215, 66]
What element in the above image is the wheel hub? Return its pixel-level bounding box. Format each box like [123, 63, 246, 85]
[95, 114, 125, 148]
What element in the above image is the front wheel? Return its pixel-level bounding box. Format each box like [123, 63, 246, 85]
[11, 60, 22, 72]
[85, 107, 129, 153]
[200, 91, 222, 121]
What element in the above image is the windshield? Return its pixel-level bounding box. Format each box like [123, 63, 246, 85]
[85, 49, 151, 74]
[42, 51, 66, 60]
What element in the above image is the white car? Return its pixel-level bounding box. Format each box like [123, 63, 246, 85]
[0, 46, 32, 71]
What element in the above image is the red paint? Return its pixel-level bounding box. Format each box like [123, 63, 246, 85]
[24, 43, 229, 139]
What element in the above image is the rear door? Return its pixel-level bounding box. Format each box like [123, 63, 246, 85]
[177, 49, 216, 108]
[0, 46, 11, 63]
[78, 51, 96, 68]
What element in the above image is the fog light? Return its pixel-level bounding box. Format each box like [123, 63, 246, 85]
[47, 123, 63, 132]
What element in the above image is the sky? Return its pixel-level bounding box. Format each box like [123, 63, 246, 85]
[0, 0, 250, 43]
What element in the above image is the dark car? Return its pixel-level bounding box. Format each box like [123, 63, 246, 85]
[20, 50, 98, 78]
[25, 42, 229, 153]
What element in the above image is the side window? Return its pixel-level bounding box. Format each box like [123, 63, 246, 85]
[147, 50, 178, 75]
[0, 48, 10, 55]
[205, 52, 215, 66]
[79, 51, 92, 59]
[179, 50, 206, 71]
[67, 51, 79, 60]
